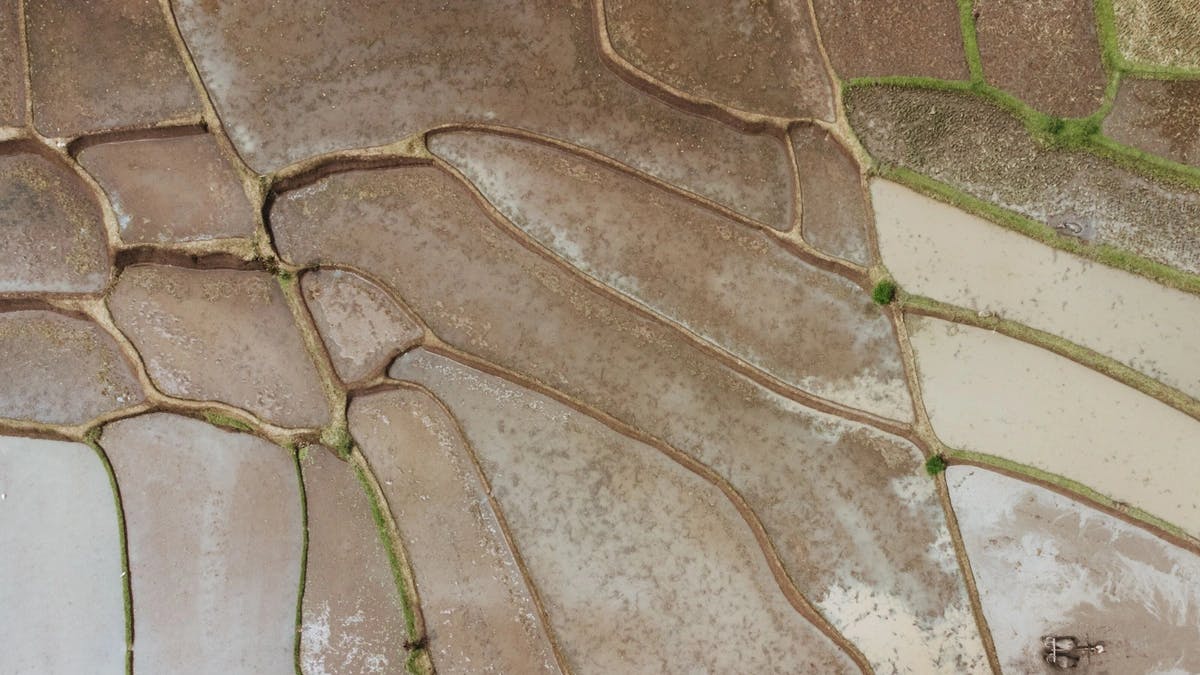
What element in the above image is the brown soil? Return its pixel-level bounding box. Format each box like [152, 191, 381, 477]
[78, 132, 257, 243]
[0, 1, 23, 126]
[811, 0, 969, 80]
[0, 148, 109, 293]
[172, 0, 793, 228]
[0, 310, 143, 424]
[349, 388, 561, 675]
[273, 164, 988, 673]
[394, 349, 860, 673]
[1104, 77, 1200, 168]
[108, 265, 330, 427]
[25, 0, 199, 137]
[974, 0, 1107, 117]
[300, 269, 422, 384]
[603, 0, 834, 119]
[791, 123, 874, 265]
[430, 130, 910, 420]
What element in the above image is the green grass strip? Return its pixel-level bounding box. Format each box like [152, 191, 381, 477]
[1088, 0, 1124, 120]
[85, 430, 134, 675]
[353, 462, 419, 641]
[948, 448, 1197, 544]
[291, 446, 309, 675]
[201, 411, 253, 433]
[1120, 64, 1200, 80]
[844, 75, 974, 92]
[956, 0, 984, 82]
[1093, 0, 1123, 72]
[875, 164, 1200, 296]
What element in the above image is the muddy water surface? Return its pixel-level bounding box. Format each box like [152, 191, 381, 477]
[949, 466, 1200, 674]
[873, 179, 1200, 400]
[911, 317, 1200, 535]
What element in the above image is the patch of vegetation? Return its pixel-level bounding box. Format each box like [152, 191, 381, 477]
[202, 411, 253, 432]
[406, 647, 432, 675]
[872, 279, 897, 305]
[956, 0, 985, 83]
[925, 454, 948, 476]
[320, 425, 353, 458]
[1029, 114, 1102, 149]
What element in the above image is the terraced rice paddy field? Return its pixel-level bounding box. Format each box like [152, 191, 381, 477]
[1, 1, 1197, 674]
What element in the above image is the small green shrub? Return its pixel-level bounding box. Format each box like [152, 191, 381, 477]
[925, 454, 948, 476]
[872, 279, 897, 305]
[1032, 115, 1100, 149]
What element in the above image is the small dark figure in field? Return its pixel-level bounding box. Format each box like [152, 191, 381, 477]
[1042, 635, 1106, 669]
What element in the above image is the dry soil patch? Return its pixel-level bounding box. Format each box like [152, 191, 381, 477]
[0, 310, 143, 424]
[301, 269, 422, 385]
[0, 148, 109, 293]
[1104, 77, 1200, 169]
[791, 123, 874, 265]
[811, 0, 969, 80]
[109, 265, 329, 427]
[78, 133, 257, 243]
[603, 0, 833, 119]
[974, 0, 1107, 117]
[299, 444, 409, 675]
[25, 0, 199, 137]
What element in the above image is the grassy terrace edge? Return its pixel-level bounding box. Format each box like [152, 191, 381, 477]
[947, 449, 1200, 550]
[291, 446, 309, 675]
[85, 430, 134, 675]
[351, 458, 432, 675]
